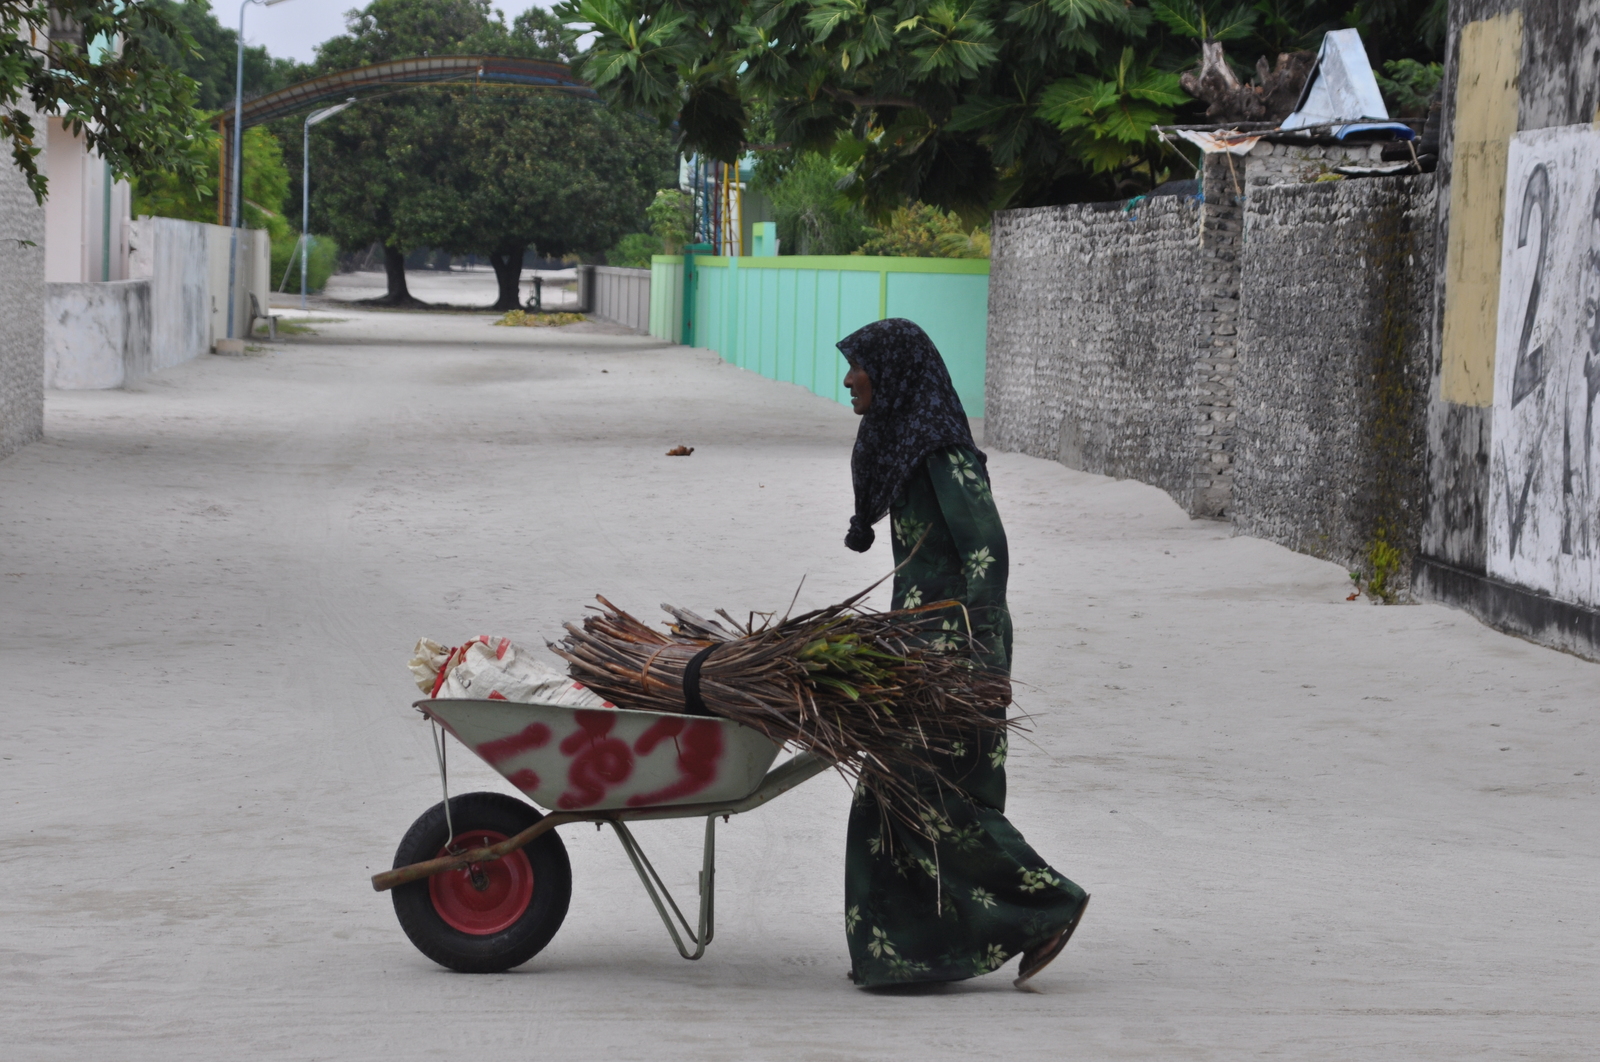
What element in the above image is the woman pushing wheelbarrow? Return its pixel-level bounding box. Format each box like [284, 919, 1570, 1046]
[834, 318, 1089, 989]
[374, 320, 1086, 990]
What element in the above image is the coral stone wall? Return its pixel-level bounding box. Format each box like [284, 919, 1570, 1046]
[0, 142, 44, 460]
[985, 195, 1211, 512]
[1232, 175, 1437, 592]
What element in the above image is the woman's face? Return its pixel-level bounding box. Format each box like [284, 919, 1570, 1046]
[844, 362, 873, 415]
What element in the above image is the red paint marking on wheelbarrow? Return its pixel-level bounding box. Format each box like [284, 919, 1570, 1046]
[420, 700, 779, 811]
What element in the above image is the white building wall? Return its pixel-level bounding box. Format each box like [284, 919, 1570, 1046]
[43, 119, 131, 285]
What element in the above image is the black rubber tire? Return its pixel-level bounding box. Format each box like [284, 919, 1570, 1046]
[390, 792, 571, 973]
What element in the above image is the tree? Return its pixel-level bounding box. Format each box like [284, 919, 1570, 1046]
[558, 0, 1448, 214]
[305, 0, 673, 306]
[136, 0, 298, 110]
[440, 91, 675, 308]
[0, 1, 210, 202]
[133, 124, 287, 230]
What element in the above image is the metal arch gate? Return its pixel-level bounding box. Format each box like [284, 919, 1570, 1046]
[213, 55, 598, 224]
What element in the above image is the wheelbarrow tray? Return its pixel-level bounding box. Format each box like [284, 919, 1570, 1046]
[419, 698, 783, 813]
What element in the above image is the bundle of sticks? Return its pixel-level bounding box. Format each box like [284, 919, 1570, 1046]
[550, 584, 1014, 821]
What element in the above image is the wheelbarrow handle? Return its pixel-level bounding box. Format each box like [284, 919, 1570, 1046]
[371, 812, 584, 892]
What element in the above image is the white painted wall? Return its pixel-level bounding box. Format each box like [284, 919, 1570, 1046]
[592, 266, 651, 333]
[1488, 123, 1600, 608]
[129, 217, 214, 367]
[50, 219, 270, 389]
[43, 280, 152, 389]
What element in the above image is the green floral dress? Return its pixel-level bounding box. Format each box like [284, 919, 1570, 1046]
[844, 446, 1088, 986]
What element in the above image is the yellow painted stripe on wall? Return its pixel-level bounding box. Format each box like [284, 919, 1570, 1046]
[1440, 11, 1523, 406]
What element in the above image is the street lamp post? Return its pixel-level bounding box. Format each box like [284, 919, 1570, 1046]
[227, 0, 295, 340]
[301, 99, 357, 310]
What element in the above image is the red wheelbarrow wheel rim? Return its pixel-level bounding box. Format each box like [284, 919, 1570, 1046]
[428, 829, 535, 935]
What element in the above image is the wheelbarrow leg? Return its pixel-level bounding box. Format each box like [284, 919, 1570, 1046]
[610, 816, 716, 960]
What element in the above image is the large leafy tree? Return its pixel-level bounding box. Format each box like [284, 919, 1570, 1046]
[0, 1, 211, 202]
[559, 0, 1191, 212]
[439, 91, 676, 309]
[301, 0, 671, 305]
[559, 0, 1445, 213]
[137, 0, 298, 110]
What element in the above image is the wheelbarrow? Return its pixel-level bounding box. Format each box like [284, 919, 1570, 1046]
[372, 699, 833, 972]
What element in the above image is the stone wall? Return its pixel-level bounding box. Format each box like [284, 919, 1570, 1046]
[0, 136, 44, 461]
[986, 194, 1211, 512]
[987, 154, 1245, 518]
[1233, 176, 1436, 593]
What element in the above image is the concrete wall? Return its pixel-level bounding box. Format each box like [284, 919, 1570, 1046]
[129, 217, 212, 368]
[591, 266, 651, 333]
[1414, 0, 1600, 657]
[1233, 176, 1437, 592]
[205, 224, 269, 345]
[48, 220, 268, 391]
[0, 126, 45, 461]
[44, 280, 152, 389]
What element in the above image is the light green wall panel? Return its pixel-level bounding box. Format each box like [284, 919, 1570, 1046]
[665, 255, 990, 416]
[886, 272, 989, 416]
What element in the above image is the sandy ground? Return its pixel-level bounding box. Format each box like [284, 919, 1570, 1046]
[2, 309, 1596, 1061]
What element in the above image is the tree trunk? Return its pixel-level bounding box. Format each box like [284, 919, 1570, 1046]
[488, 246, 527, 312]
[383, 244, 412, 303]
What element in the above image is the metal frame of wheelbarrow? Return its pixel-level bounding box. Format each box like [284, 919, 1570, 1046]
[371, 748, 834, 960]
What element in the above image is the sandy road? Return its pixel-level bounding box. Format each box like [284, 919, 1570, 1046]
[1, 310, 1596, 1060]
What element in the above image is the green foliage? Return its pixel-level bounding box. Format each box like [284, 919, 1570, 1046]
[1365, 535, 1402, 603]
[608, 231, 662, 266]
[1150, 0, 1258, 41]
[133, 124, 288, 228]
[1035, 48, 1188, 173]
[306, 1, 674, 305]
[559, 0, 1446, 215]
[757, 151, 871, 255]
[0, 1, 212, 202]
[1375, 58, 1442, 116]
[271, 235, 340, 296]
[646, 189, 694, 253]
[138, 0, 299, 110]
[853, 202, 989, 257]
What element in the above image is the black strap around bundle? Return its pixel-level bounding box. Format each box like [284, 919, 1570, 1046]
[681, 642, 721, 716]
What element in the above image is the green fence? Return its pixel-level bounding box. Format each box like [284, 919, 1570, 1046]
[648, 254, 991, 415]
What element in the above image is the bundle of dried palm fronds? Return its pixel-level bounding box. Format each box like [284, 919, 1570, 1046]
[549, 584, 1013, 820]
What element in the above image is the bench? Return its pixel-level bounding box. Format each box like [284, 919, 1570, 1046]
[248, 293, 282, 341]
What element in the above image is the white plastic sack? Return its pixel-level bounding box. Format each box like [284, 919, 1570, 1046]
[409, 635, 611, 707]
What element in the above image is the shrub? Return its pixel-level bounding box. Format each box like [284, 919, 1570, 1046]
[608, 232, 662, 267]
[759, 153, 871, 255]
[272, 233, 341, 295]
[646, 189, 694, 253]
[853, 204, 990, 258]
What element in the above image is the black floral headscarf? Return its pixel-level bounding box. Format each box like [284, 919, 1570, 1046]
[838, 318, 984, 552]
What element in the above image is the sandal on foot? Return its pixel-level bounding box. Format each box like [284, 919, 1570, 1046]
[1013, 894, 1090, 989]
